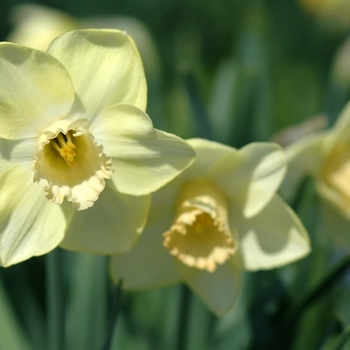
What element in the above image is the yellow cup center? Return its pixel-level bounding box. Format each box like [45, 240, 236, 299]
[163, 179, 236, 272]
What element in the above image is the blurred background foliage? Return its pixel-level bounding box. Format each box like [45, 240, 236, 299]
[1, 0, 350, 349]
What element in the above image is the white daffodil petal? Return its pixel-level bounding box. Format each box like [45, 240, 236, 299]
[281, 133, 325, 201]
[0, 166, 73, 267]
[177, 254, 243, 316]
[61, 183, 150, 254]
[48, 29, 147, 119]
[110, 236, 180, 290]
[90, 103, 153, 139]
[316, 180, 350, 220]
[92, 104, 195, 195]
[111, 180, 180, 289]
[235, 194, 310, 271]
[110, 185, 180, 289]
[0, 137, 38, 174]
[211, 143, 286, 218]
[187, 138, 234, 173]
[327, 101, 350, 148]
[0, 43, 75, 140]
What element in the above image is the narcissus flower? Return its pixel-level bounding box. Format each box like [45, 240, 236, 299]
[298, 0, 350, 32]
[283, 102, 350, 221]
[7, 4, 160, 80]
[110, 139, 310, 316]
[0, 29, 195, 267]
[7, 4, 78, 51]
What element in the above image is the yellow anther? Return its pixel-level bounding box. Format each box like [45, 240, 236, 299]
[52, 132, 77, 167]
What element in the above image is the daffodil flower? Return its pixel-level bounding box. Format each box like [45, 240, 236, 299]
[0, 29, 195, 267]
[110, 139, 310, 316]
[298, 0, 350, 32]
[7, 4, 78, 51]
[283, 102, 350, 221]
[7, 4, 161, 81]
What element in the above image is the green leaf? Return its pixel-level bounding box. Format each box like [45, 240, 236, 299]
[0, 276, 32, 350]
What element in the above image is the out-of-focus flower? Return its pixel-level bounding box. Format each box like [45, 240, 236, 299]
[0, 29, 195, 267]
[298, 0, 350, 32]
[110, 139, 310, 316]
[7, 4, 78, 51]
[271, 115, 328, 147]
[282, 102, 350, 220]
[7, 4, 160, 79]
[331, 34, 350, 89]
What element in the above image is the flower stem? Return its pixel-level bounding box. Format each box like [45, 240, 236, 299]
[46, 248, 65, 350]
[101, 279, 123, 350]
[332, 324, 350, 350]
[290, 255, 350, 323]
[267, 255, 350, 350]
[176, 284, 192, 350]
[181, 69, 213, 140]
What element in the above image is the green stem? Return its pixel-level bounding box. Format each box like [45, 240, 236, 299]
[332, 325, 350, 350]
[181, 70, 213, 140]
[289, 176, 311, 212]
[46, 249, 65, 350]
[289, 255, 350, 323]
[268, 255, 350, 350]
[176, 284, 192, 350]
[101, 280, 123, 350]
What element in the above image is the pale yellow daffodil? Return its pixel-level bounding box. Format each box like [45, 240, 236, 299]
[7, 4, 78, 51]
[110, 139, 310, 316]
[298, 0, 350, 32]
[7, 4, 160, 80]
[0, 29, 195, 267]
[283, 102, 350, 221]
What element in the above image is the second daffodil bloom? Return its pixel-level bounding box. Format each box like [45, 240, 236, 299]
[298, 0, 350, 32]
[0, 29, 195, 267]
[110, 139, 310, 316]
[283, 102, 350, 221]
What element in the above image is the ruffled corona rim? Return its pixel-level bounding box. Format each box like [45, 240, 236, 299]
[32, 119, 113, 211]
[163, 179, 236, 272]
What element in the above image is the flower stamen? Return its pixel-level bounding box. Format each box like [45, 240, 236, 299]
[51, 132, 77, 167]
